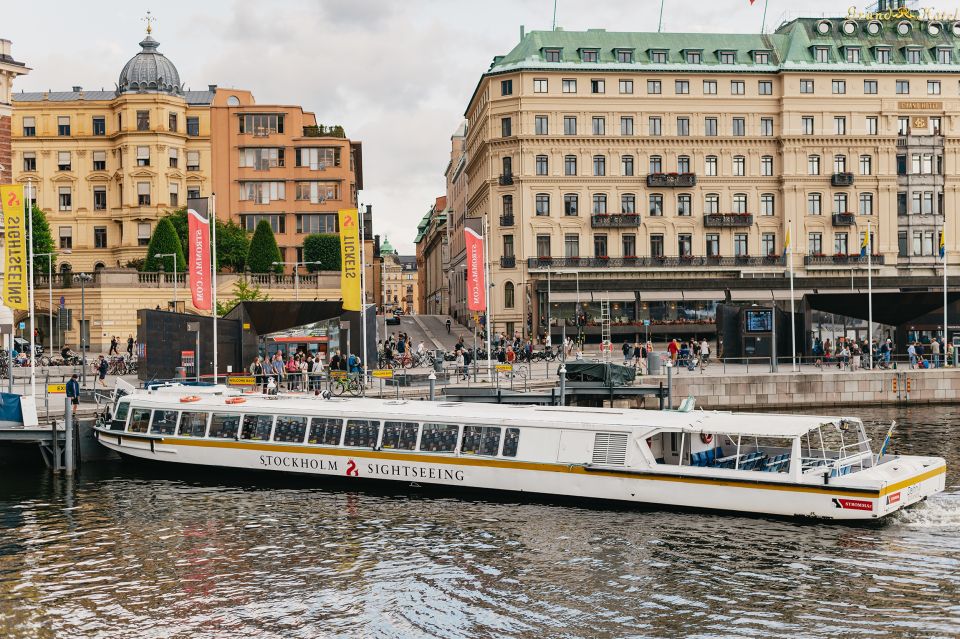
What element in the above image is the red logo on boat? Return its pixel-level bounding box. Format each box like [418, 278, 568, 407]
[345, 460, 359, 477]
[832, 498, 873, 511]
[887, 492, 901, 505]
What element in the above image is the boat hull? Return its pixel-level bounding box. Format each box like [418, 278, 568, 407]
[94, 429, 945, 521]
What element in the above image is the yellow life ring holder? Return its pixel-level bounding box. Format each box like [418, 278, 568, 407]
[700, 433, 713, 445]
[180, 395, 201, 403]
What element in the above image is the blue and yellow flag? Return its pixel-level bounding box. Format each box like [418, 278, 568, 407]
[860, 230, 870, 258]
[939, 228, 945, 259]
[783, 226, 790, 257]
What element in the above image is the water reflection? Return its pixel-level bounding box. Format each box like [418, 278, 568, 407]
[0, 405, 958, 638]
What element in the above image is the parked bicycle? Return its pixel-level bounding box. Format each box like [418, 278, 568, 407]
[331, 372, 363, 397]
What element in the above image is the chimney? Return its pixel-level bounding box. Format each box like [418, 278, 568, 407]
[520, 25, 525, 41]
[208, 84, 217, 92]
[72, 86, 82, 92]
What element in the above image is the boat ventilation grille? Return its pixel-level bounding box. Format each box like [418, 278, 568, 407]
[592, 432, 628, 466]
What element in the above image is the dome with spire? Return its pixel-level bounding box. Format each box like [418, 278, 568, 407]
[380, 236, 397, 255]
[117, 35, 183, 96]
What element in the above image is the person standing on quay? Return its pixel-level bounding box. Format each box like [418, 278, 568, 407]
[667, 338, 679, 365]
[97, 356, 109, 388]
[127, 335, 135, 358]
[66, 374, 80, 416]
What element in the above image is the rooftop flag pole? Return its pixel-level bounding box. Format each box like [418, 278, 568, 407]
[552, 0, 558, 31]
[658, 0, 664, 32]
[762, 0, 769, 33]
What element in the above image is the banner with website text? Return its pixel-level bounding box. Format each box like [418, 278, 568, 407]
[0, 185, 27, 311]
[465, 228, 486, 312]
[338, 208, 361, 311]
[187, 198, 212, 311]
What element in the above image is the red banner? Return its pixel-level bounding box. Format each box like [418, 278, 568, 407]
[187, 200, 211, 311]
[465, 228, 486, 311]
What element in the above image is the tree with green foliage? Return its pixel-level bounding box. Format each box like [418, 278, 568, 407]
[165, 207, 249, 272]
[143, 218, 186, 272]
[302, 233, 341, 271]
[246, 220, 282, 273]
[216, 279, 269, 316]
[30, 205, 56, 274]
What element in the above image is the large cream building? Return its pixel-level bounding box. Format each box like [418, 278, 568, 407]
[0, 39, 29, 185]
[12, 33, 214, 271]
[463, 10, 960, 344]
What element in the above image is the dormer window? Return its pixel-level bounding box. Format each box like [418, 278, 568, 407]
[580, 49, 599, 62]
[685, 50, 702, 64]
[719, 51, 736, 64]
[615, 48, 634, 63]
[874, 47, 891, 63]
[846, 47, 861, 63]
[544, 48, 562, 62]
[650, 50, 668, 63]
[753, 51, 770, 64]
[814, 46, 830, 63]
[937, 47, 953, 64]
[905, 47, 922, 64]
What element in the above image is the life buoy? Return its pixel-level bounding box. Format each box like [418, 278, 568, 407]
[225, 397, 246, 405]
[180, 396, 201, 403]
[700, 433, 713, 444]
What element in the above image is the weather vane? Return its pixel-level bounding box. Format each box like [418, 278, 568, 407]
[142, 10, 155, 35]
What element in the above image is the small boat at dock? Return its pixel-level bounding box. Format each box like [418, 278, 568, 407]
[93, 385, 946, 520]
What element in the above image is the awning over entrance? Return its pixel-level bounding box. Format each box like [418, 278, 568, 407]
[807, 291, 960, 326]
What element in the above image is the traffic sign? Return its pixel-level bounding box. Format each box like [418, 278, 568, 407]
[643, 319, 651, 326]
[372, 369, 394, 379]
[495, 364, 513, 373]
[47, 383, 66, 394]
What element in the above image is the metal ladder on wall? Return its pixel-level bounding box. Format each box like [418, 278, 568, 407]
[600, 298, 612, 362]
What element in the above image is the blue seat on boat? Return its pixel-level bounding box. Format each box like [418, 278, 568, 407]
[704, 449, 716, 466]
[691, 451, 704, 467]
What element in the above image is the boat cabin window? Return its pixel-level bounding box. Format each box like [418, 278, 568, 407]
[502, 428, 520, 457]
[381, 421, 418, 450]
[209, 413, 241, 439]
[149, 410, 178, 435]
[461, 426, 501, 456]
[419, 423, 459, 453]
[128, 408, 151, 433]
[241, 414, 273, 441]
[178, 411, 209, 437]
[344, 420, 379, 448]
[274, 416, 307, 443]
[802, 420, 872, 475]
[308, 417, 343, 446]
[112, 401, 130, 430]
[686, 435, 794, 473]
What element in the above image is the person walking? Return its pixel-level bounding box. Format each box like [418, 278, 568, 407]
[109, 336, 118, 356]
[931, 337, 941, 368]
[455, 349, 466, 381]
[126, 334, 135, 358]
[251, 356, 265, 393]
[66, 373, 80, 416]
[622, 340, 632, 365]
[908, 342, 917, 368]
[699, 338, 710, 366]
[667, 338, 679, 365]
[97, 355, 109, 388]
[445, 318, 452, 334]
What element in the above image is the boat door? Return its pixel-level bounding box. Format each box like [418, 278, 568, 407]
[557, 430, 594, 464]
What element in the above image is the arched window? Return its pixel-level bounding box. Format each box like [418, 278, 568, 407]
[504, 282, 515, 309]
[59, 263, 72, 274]
[94, 262, 105, 270]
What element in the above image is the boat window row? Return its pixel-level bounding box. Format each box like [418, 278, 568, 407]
[121, 406, 520, 457]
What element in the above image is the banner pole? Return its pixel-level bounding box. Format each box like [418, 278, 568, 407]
[483, 217, 492, 380]
[211, 194, 218, 384]
[28, 191, 35, 397]
[360, 207, 368, 385]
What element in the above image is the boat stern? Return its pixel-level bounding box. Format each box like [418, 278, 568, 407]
[876, 455, 947, 516]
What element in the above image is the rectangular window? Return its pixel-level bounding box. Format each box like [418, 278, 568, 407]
[761, 233, 776, 256]
[306, 417, 342, 445]
[623, 234, 636, 257]
[704, 117, 717, 136]
[621, 116, 634, 136]
[899, 116, 909, 135]
[57, 116, 70, 136]
[732, 118, 745, 136]
[616, 49, 633, 63]
[94, 226, 107, 248]
[815, 47, 830, 63]
[533, 78, 548, 93]
[565, 234, 580, 258]
[274, 416, 308, 443]
[846, 47, 861, 63]
[619, 79, 633, 94]
[758, 81, 773, 95]
[899, 231, 908, 257]
[582, 50, 598, 63]
[876, 48, 891, 64]
[137, 181, 151, 206]
[808, 193, 822, 215]
[760, 194, 775, 216]
[344, 420, 379, 448]
[136, 146, 150, 167]
[535, 115, 549, 135]
[808, 155, 820, 175]
[187, 151, 200, 171]
[809, 232, 823, 255]
[834, 233, 849, 255]
[591, 79, 605, 94]
[704, 194, 719, 214]
[732, 194, 748, 214]
[898, 191, 907, 215]
[734, 234, 748, 256]
[730, 80, 745, 95]
[832, 80, 846, 94]
[867, 116, 878, 135]
[800, 79, 814, 94]
[93, 187, 107, 211]
[592, 116, 605, 135]
[677, 194, 691, 216]
[733, 156, 745, 176]
[720, 51, 736, 64]
[501, 117, 512, 137]
[296, 214, 336, 234]
[295, 182, 340, 202]
[906, 49, 922, 64]
[562, 79, 577, 93]
[186, 117, 200, 136]
[760, 118, 773, 136]
[833, 192, 849, 214]
[864, 79, 878, 94]
[241, 214, 285, 234]
[859, 192, 874, 216]
[239, 113, 284, 135]
[535, 155, 548, 176]
[678, 234, 692, 257]
[928, 80, 941, 95]
[500, 79, 513, 96]
[565, 155, 577, 176]
[703, 80, 717, 95]
[649, 156, 663, 173]
[647, 80, 661, 94]
[58, 226, 72, 250]
[564, 194, 578, 216]
[677, 156, 690, 174]
[58, 187, 72, 211]
[834, 116, 846, 135]
[860, 155, 872, 175]
[92, 116, 106, 136]
[592, 194, 607, 216]
[240, 181, 286, 203]
[535, 194, 550, 216]
[593, 155, 606, 176]
[938, 48, 952, 64]
[802, 116, 814, 135]
[896, 80, 910, 94]
[705, 156, 717, 176]
[675, 80, 690, 94]
[621, 155, 634, 176]
[677, 117, 690, 136]
[563, 116, 577, 135]
[649, 194, 663, 216]
[622, 194, 637, 214]
[503, 235, 515, 258]
[648, 117, 661, 136]
[22, 152, 36, 172]
[168, 112, 178, 132]
[650, 50, 667, 63]
[650, 234, 664, 257]
[544, 49, 561, 62]
[761, 156, 773, 176]
[169, 182, 179, 207]
[380, 422, 419, 451]
[136, 110, 150, 131]
[22, 116, 35, 136]
[686, 50, 702, 64]
[536, 234, 551, 257]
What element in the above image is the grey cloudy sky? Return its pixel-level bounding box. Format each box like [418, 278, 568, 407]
[9, 0, 887, 253]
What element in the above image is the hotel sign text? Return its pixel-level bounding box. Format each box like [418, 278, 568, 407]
[848, 6, 960, 21]
[898, 101, 943, 110]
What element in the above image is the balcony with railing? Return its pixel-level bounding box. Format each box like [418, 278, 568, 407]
[591, 213, 641, 228]
[498, 173, 514, 186]
[831, 212, 856, 226]
[703, 213, 753, 228]
[527, 255, 785, 269]
[646, 172, 697, 188]
[500, 255, 516, 268]
[804, 254, 885, 266]
[831, 172, 854, 186]
[499, 213, 514, 226]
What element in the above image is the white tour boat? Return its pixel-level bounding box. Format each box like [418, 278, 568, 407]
[92, 385, 946, 520]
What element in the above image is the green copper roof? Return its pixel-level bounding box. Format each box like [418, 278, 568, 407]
[381, 236, 397, 255]
[486, 17, 960, 75]
[413, 211, 432, 244]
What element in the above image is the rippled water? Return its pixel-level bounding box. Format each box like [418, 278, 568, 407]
[1, 405, 959, 639]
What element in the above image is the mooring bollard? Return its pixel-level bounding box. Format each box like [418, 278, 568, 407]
[558, 364, 567, 406]
[428, 372, 436, 401]
[64, 396, 75, 475]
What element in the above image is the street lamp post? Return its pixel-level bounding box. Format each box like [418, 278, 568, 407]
[154, 253, 178, 311]
[272, 260, 322, 301]
[75, 273, 92, 388]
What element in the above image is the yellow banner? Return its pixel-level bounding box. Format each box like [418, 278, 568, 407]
[496, 364, 513, 373]
[0, 185, 27, 311]
[338, 208, 361, 311]
[47, 383, 66, 394]
[227, 376, 256, 386]
[372, 369, 394, 379]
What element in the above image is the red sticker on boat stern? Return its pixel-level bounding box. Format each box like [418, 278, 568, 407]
[832, 498, 873, 511]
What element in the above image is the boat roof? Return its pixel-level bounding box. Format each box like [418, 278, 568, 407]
[119, 389, 848, 438]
